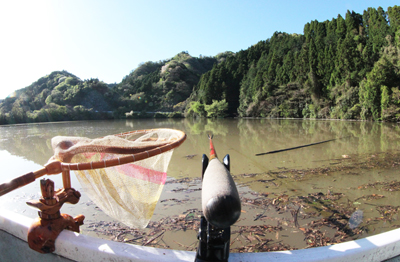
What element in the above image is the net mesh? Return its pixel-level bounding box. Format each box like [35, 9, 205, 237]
[50, 129, 184, 228]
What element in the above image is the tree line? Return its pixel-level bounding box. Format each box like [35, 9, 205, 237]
[187, 6, 400, 121]
[1, 6, 399, 124]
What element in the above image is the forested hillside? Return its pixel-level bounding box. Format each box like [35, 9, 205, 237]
[0, 52, 227, 124]
[0, 71, 120, 124]
[115, 51, 231, 114]
[1, 6, 399, 124]
[187, 6, 400, 121]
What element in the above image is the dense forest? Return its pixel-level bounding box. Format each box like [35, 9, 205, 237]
[188, 6, 400, 121]
[1, 6, 399, 125]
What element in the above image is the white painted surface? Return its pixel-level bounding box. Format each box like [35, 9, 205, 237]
[1, 209, 400, 262]
[0, 230, 73, 262]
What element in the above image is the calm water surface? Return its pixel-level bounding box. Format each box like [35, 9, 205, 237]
[1, 118, 400, 251]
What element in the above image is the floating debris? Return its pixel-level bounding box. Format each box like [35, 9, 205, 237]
[184, 154, 197, 160]
[348, 210, 363, 229]
[82, 150, 400, 252]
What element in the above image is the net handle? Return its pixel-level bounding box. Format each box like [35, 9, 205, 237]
[61, 128, 186, 171]
[0, 128, 186, 196]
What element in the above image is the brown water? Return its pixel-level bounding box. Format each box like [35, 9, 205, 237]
[1, 119, 400, 251]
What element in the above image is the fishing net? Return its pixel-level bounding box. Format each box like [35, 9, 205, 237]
[50, 128, 186, 228]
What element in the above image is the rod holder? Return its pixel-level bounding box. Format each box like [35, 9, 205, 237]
[26, 178, 84, 253]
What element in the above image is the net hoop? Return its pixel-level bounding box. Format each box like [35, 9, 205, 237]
[58, 128, 186, 171]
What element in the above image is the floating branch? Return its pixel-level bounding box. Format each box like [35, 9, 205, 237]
[255, 137, 349, 156]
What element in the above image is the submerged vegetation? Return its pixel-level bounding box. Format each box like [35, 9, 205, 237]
[1, 6, 399, 124]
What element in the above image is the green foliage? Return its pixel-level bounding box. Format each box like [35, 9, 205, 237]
[388, 6, 400, 34]
[329, 85, 360, 119]
[186, 101, 206, 118]
[381, 85, 390, 112]
[359, 54, 399, 120]
[154, 112, 168, 118]
[117, 52, 221, 113]
[204, 99, 228, 118]
[190, 6, 399, 121]
[168, 111, 184, 118]
[1, 6, 400, 124]
[0, 71, 117, 124]
[302, 104, 317, 119]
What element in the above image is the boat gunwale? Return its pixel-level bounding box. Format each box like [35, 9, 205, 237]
[1, 209, 400, 262]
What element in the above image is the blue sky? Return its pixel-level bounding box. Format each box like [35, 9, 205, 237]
[0, 0, 398, 99]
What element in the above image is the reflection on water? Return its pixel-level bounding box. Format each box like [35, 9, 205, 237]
[1, 119, 400, 251]
[2, 119, 400, 174]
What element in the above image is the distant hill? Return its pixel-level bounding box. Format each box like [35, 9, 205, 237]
[0, 71, 118, 123]
[114, 51, 232, 114]
[0, 52, 229, 124]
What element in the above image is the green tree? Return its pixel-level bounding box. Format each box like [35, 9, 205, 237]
[336, 14, 347, 39]
[363, 7, 390, 55]
[186, 101, 206, 117]
[359, 57, 397, 120]
[388, 6, 400, 34]
[204, 100, 228, 118]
